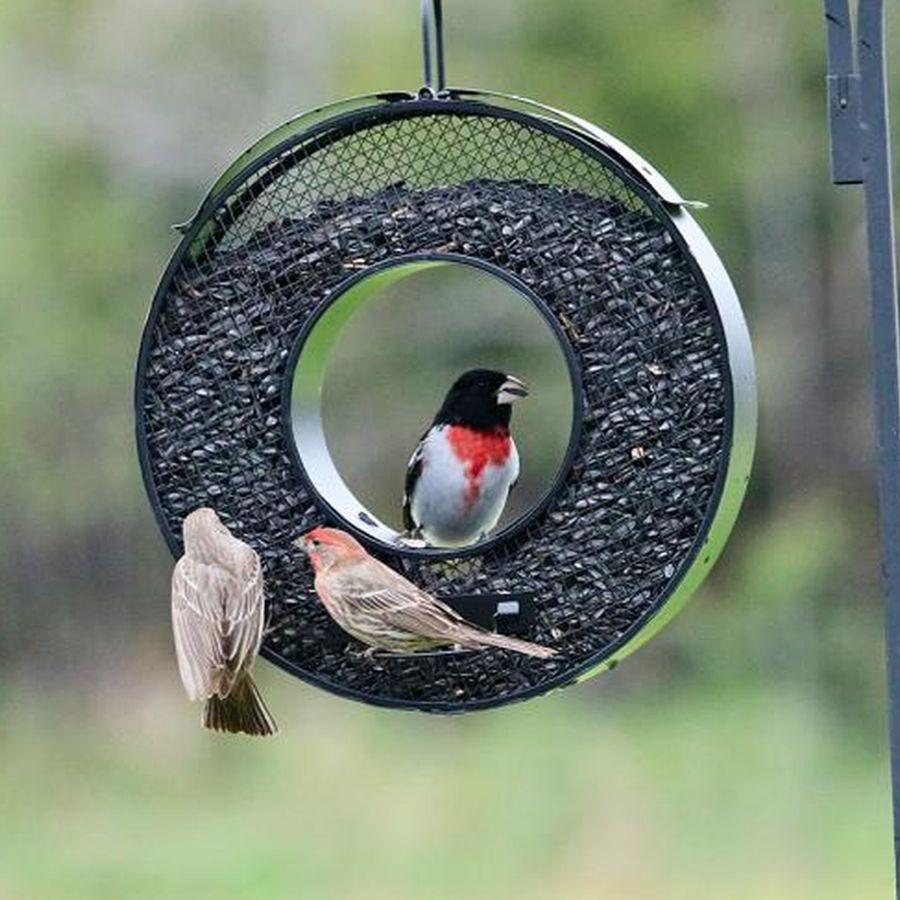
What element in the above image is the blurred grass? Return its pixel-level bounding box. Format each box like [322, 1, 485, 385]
[0, 673, 890, 900]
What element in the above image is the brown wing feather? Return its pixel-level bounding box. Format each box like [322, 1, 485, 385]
[172, 557, 227, 701]
[224, 546, 265, 674]
[171, 546, 265, 701]
[329, 559, 490, 645]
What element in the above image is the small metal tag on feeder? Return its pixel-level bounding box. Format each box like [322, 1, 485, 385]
[135, 1, 756, 712]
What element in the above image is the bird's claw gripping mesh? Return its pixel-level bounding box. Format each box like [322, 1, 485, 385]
[137, 100, 731, 711]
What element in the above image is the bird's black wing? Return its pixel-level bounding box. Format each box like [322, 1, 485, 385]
[402, 433, 427, 532]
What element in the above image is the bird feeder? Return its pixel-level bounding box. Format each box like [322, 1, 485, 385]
[135, 1, 756, 712]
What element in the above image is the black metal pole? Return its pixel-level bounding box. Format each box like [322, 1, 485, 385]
[825, 0, 900, 891]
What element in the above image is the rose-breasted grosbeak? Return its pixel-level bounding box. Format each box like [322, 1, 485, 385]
[296, 527, 555, 658]
[401, 369, 529, 548]
[171, 507, 278, 736]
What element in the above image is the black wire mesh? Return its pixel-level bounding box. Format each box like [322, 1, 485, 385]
[138, 101, 729, 710]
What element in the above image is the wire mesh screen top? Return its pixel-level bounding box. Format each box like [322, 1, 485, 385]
[137, 100, 732, 711]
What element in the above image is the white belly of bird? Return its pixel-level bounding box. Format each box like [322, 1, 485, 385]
[411, 427, 520, 548]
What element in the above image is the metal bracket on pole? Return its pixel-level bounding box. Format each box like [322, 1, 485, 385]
[827, 71, 864, 183]
[824, 0, 900, 892]
[825, 0, 865, 183]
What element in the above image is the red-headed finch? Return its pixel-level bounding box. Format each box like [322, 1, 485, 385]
[402, 369, 528, 548]
[171, 507, 278, 736]
[296, 526, 555, 658]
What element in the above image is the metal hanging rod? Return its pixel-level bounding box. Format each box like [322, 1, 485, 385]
[420, 0, 447, 95]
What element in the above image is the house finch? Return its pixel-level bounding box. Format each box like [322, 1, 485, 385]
[171, 507, 278, 736]
[296, 527, 555, 658]
[402, 369, 528, 548]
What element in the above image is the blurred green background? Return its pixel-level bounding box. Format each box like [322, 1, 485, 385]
[0, 1, 897, 897]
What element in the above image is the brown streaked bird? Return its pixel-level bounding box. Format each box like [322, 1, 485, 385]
[171, 507, 278, 736]
[295, 526, 556, 659]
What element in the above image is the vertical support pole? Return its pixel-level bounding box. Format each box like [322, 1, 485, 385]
[859, 3, 900, 888]
[826, 0, 900, 891]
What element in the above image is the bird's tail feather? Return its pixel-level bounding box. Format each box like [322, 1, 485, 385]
[203, 673, 278, 737]
[465, 630, 556, 659]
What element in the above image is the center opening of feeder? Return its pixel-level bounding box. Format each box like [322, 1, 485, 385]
[287, 256, 580, 553]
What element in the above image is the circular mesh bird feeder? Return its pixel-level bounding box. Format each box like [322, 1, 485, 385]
[135, 5, 756, 712]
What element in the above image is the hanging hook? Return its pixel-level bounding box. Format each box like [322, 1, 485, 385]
[420, 0, 447, 97]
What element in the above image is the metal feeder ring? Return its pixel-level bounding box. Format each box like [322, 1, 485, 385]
[135, 89, 756, 712]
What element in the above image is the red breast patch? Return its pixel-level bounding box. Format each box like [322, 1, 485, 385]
[446, 425, 511, 508]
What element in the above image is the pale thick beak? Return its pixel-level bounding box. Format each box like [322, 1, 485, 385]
[293, 536, 312, 554]
[496, 374, 529, 405]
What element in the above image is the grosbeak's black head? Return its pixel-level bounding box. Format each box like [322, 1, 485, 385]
[433, 368, 529, 430]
